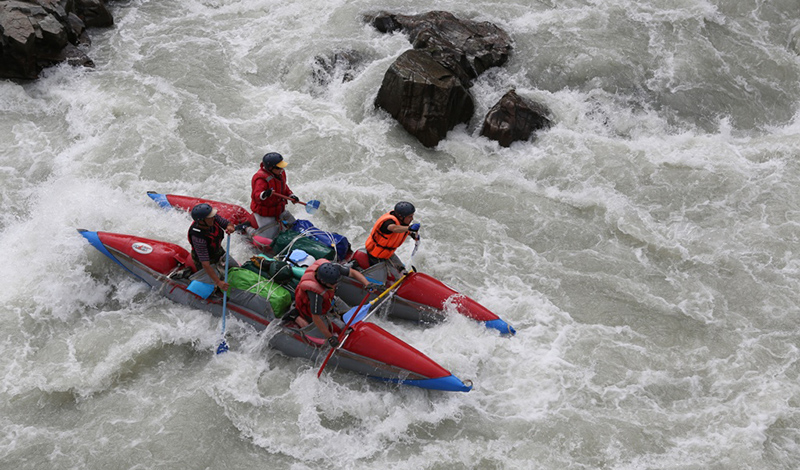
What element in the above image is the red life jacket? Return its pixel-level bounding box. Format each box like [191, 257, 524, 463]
[250, 168, 291, 217]
[188, 219, 225, 268]
[365, 212, 409, 259]
[295, 259, 336, 322]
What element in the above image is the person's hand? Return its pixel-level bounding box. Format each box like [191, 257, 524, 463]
[365, 282, 381, 292]
[408, 223, 420, 232]
[327, 336, 339, 348]
[225, 224, 235, 234]
[261, 188, 273, 199]
[289, 195, 300, 204]
[216, 280, 229, 292]
[409, 232, 419, 241]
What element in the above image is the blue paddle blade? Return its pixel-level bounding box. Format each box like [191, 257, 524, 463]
[342, 304, 370, 324]
[305, 199, 321, 215]
[187, 280, 215, 299]
[216, 340, 229, 355]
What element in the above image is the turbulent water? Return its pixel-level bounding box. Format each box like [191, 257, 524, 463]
[2, 0, 800, 468]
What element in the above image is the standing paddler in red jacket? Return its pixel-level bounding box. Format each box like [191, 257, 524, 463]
[250, 152, 301, 240]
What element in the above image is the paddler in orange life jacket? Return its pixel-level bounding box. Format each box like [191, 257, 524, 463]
[188, 203, 237, 292]
[365, 201, 420, 278]
[293, 259, 376, 346]
[250, 152, 300, 240]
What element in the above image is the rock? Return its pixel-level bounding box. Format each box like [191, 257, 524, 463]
[74, 0, 113, 28]
[369, 11, 512, 87]
[0, 0, 111, 80]
[312, 50, 365, 87]
[480, 90, 552, 147]
[375, 49, 474, 148]
[369, 11, 513, 147]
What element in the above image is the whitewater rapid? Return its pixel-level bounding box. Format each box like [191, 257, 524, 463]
[2, 0, 800, 468]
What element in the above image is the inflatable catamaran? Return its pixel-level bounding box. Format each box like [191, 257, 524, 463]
[79, 229, 473, 392]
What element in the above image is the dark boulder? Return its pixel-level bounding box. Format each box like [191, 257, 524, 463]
[369, 11, 513, 147]
[375, 49, 474, 148]
[370, 11, 512, 87]
[0, 0, 112, 80]
[480, 90, 552, 147]
[74, 0, 113, 28]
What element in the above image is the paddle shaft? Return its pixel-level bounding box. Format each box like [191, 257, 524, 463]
[217, 235, 231, 352]
[315, 272, 411, 377]
[273, 192, 308, 206]
[316, 291, 370, 377]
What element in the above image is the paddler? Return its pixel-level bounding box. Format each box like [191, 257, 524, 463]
[364, 201, 420, 279]
[188, 203, 237, 292]
[292, 259, 376, 346]
[250, 151, 301, 239]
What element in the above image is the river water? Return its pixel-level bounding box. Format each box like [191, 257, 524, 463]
[2, 0, 800, 468]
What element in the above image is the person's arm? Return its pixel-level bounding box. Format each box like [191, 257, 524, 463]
[307, 291, 334, 340]
[201, 260, 228, 291]
[347, 267, 371, 288]
[312, 315, 333, 340]
[214, 215, 235, 234]
[386, 220, 420, 234]
[252, 175, 272, 202]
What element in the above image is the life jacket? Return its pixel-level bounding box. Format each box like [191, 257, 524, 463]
[365, 212, 408, 259]
[188, 219, 225, 268]
[294, 259, 336, 322]
[250, 168, 290, 217]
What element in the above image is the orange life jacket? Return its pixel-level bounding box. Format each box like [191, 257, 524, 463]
[294, 259, 336, 322]
[365, 212, 408, 259]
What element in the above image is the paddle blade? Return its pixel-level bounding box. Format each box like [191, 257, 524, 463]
[305, 199, 320, 215]
[342, 304, 370, 324]
[216, 339, 229, 355]
[187, 280, 215, 299]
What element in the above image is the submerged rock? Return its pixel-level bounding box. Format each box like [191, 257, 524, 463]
[0, 0, 113, 80]
[311, 49, 366, 87]
[369, 10, 513, 148]
[480, 90, 552, 147]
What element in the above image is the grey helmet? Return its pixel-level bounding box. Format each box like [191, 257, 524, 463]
[393, 201, 415, 217]
[316, 262, 342, 286]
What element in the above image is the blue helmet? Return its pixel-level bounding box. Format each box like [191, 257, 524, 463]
[191, 203, 216, 221]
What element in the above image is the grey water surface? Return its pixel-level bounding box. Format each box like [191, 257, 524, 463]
[2, 0, 800, 468]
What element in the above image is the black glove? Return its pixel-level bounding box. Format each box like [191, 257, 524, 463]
[327, 336, 339, 348]
[289, 195, 300, 203]
[365, 282, 381, 292]
[261, 188, 273, 199]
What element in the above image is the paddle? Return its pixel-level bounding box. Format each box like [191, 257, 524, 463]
[273, 193, 321, 215]
[216, 234, 231, 354]
[316, 291, 370, 378]
[316, 273, 411, 378]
